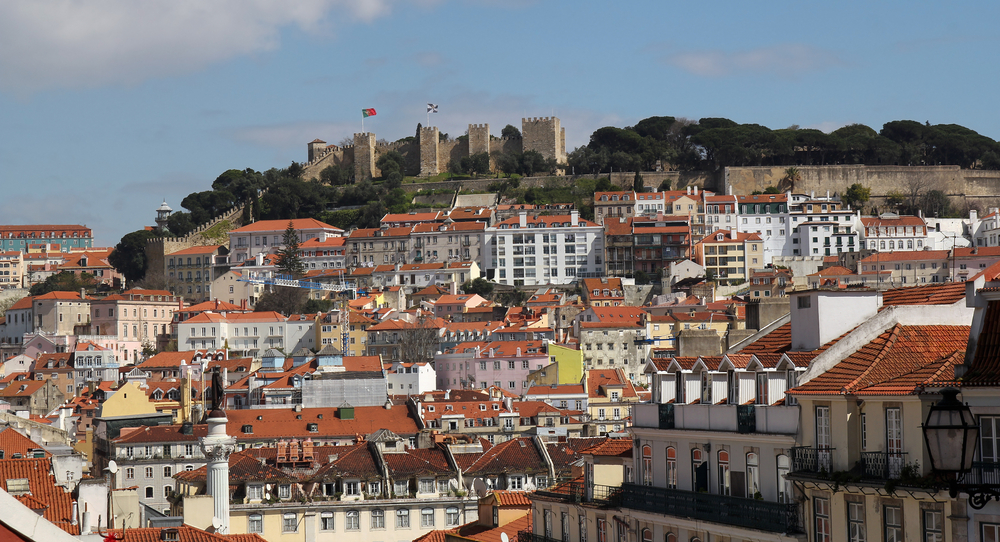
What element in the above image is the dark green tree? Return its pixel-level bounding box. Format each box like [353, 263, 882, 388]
[763, 186, 781, 194]
[275, 221, 306, 278]
[30, 271, 96, 296]
[109, 229, 161, 286]
[501, 124, 521, 139]
[462, 277, 494, 298]
[376, 151, 405, 179]
[843, 183, 872, 209]
[633, 171, 644, 192]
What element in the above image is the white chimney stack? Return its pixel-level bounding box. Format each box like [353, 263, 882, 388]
[519, 211, 527, 228]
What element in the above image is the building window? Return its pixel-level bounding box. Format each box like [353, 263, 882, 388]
[283, 513, 297, 533]
[421, 508, 435, 527]
[278, 484, 290, 499]
[579, 516, 587, 542]
[346, 510, 360, 530]
[922, 509, 942, 542]
[247, 484, 263, 500]
[371, 508, 385, 529]
[717, 449, 730, 495]
[848, 500, 865, 542]
[642, 445, 652, 486]
[777, 454, 791, 503]
[746, 452, 760, 497]
[145, 467, 153, 479]
[446, 507, 460, 526]
[814, 497, 831, 542]
[248, 513, 263, 533]
[145, 486, 154, 498]
[666, 446, 677, 488]
[597, 518, 607, 542]
[982, 524, 1000, 542]
[883, 505, 902, 542]
[396, 509, 410, 528]
[320, 511, 334, 531]
[125, 467, 135, 480]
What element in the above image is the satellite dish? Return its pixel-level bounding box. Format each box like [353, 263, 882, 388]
[502, 533, 510, 542]
[106, 460, 119, 474]
[472, 478, 488, 498]
[212, 517, 225, 531]
[524, 481, 536, 491]
[265, 492, 271, 501]
[449, 478, 460, 490]
[266, 484, 272, 490]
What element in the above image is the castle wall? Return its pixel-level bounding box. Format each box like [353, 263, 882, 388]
[145, 204, 245, 283]
[444, 138, 468, 171]
[724, 165, 1000, 210]
[468, 124, 491, 156]
[354, 133, 377, 180]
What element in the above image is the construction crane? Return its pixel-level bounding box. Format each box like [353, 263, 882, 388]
[238, 271, 366, 355]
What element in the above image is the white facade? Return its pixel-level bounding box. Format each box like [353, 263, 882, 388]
[487, 211, 605, 286]
[860, 213, 931, 252]
[736, 194, 789, 265]
[228, 219, 343, 265]
[385, 361, 436, 395]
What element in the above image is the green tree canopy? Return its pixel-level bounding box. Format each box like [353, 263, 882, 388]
[462, 277, 494, 298]
[843, 183, 872, 209]
[501, 124, 521, 139]
[109, 229, 161, 286]
[275, 221, 306, 278]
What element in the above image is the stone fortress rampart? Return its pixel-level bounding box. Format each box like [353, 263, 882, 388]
[303, 117, 566, 181]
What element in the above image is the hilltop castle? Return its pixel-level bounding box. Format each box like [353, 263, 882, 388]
[303, 117, 567, 181]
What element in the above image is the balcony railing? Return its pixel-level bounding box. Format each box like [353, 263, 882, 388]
[964, 462, 1000, 485]
[619, 483, 800, 534]
[534, 482, 621, 507]
[736, 404, 756, 434]
[860, 451, 908, 480]
[790, 446, 834, 474]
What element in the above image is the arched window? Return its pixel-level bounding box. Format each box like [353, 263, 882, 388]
[691, 448, 706, 492]
[641, 529, 652, 542]
[642, 445, 653, 486]
[718, 450, 730, 495]
[665, 447, 677, 489]
[776, 454, 791, 503]
[747, 453, 760, 498]
[371, 508, 385, 529]
[664, 534, 676, 542]
[346, 510, 360, 530]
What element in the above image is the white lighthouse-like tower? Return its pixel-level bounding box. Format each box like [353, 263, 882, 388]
[199, 369, 235, 534]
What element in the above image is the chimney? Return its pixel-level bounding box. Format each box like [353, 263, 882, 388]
[519, 212, 527, 228]
[729, 229, 737, 240]
[810, 190, 815, 199]
[693, 186, 698, 196]
[790, 289, 879, 351]
[571, 210, 579, 224]
[686, 186, 691, 195]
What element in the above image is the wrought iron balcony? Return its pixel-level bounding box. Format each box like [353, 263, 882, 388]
[619, 483, 800, 534]
[860, 451, 909, 480]
[534, 482, 621, 507]
[790, 446, 834, 474]
[964, 462, 1000, 485]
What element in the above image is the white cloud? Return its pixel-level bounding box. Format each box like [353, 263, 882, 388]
[666, 43, 844, 78]
[0, 0, 400, 94]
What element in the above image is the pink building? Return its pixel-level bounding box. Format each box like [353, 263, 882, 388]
[434, 340, 551, 393]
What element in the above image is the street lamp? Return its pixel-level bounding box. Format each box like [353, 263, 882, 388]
[921, 388, 999, 507]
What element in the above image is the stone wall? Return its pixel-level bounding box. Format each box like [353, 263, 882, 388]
[145, 204, 244, 281]
[353, 132, 377, 181]
[469, 124, 490, 155]
[521, 117, 566, 166]
[419, 127, 441, 176]
[725, 165, 1000, 210]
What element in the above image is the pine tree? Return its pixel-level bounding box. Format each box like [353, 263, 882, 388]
[633, 171, 644, 192]
[275, 221, 306, 278]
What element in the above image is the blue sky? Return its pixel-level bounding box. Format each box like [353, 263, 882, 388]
[1, 0, 997, 246]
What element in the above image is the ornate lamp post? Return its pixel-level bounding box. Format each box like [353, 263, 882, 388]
[921, 388, 1000, 508]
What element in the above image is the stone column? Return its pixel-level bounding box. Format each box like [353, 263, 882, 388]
[199, 411, 236, 534]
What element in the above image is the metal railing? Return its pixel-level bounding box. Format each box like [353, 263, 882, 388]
[619, 483, 800, 534]
[964, 462, 1000, 485]
[860, 451, 908, 479]
[790, 446, 834, 474]
[534, 482, 621, 507]
[736, 404, 756, 434]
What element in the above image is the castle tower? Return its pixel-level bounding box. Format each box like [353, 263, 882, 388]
[308, 139, 327, 163]
[419, 126, 441, 177]
[155, 200, 172, 231]
[199, 369, 235, 534]
[353, 133, 376, 181]
[521, 117, 567, 173]
[468, 124, 491, 156]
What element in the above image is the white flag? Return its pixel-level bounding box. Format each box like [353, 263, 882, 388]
[427, 103, 439, 113]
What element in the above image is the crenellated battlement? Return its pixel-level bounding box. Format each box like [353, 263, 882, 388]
[522, 117, 556, 123]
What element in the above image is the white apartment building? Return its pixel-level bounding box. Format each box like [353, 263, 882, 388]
[860, 213, 930, 252]
[736, 193, 789, 265]
[300, 234, 347, 271]
[487, 211, 604, 286]
[385, 361, 436, 395]
[703, 194, 738, 235]
[176, 311, 315, 358]
[228, 218, 343, 265]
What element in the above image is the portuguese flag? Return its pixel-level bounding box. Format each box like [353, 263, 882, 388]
[362, 108, 377, 118]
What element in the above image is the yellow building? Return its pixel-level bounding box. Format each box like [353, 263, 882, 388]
[693, 229, 764, 284]
[527, 343, 584, 386]
[96, 381, 158, 418]
[316, 310, 375, 356]
[586, 368, 642, 435]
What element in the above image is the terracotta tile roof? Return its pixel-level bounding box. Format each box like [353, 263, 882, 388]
[494, 215, 599, 228]
[110, 526, 267, 542]
[113, 424, 206, 444]
[525, 384, 586, 395]
[580, 306, 647, 328]
[0, 457, 78, 534]
[174, 450, 293, 483]
[808, 266, 854, 277]
[722, 353, 753, 369]
[0, 380, 50, 398]
[739, 322, 792, 354]
[230, 218, 341, 233]
[857, 250, 948, 263]
[860, 215, 926, 228]
[312, 442, 380, 479]
[737, 194, 788, 203]
[579, 437, 633, 457]
[587, 368, 639, 399]
[880, 282, 967, 307]
[789, 324, 968, 395]
[696, 229, 762, 244]
[463, 437, 547, 476]
[8, 296, 32, 311]
[448, 511, 532, 542]
[492, 490, 533, 506]
[0, 428, 49, 458]
[223, 405, 419, 440]
[382, 447, 452, 477]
